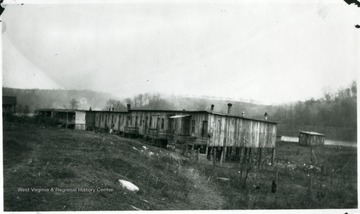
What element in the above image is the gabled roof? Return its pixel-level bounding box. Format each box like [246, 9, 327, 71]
[299, 131, 325, 136]
[36, 108, 86, 113]
[129, 109, 277, 124]
[86, 110, 129, 113]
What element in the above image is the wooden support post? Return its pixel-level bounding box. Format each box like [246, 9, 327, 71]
[229, 147, 233, 160]
[185, 144, 189, 156]
[258, 148, 262, 169]
[240, 147, 247, 179]
[248, 148, 252, 165]
[225, 147, 229, 160]
[271, 148, 276, 165]
[238, 147, 243, 167]
[220, 147, 224, 166]
[236, 147, 240, 161]
[243, 148, 251, 188]
[66, 112, 69, 129]
[243, 148, 248, 165]
[224, 147, 228, 162]
[212, 147, 216, 167]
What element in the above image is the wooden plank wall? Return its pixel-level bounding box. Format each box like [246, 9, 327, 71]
[299, 134, 325, 146]
[93, 112, 127, 131]
[88, 110, 276, 148]
[122, 111, 209, 138]
[208, 114, 276, 148]
[85, 111, 96, 129]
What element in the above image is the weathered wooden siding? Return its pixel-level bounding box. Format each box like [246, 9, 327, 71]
[120, 111, 204, 138]
[169, 113, 207, 136]
[75, 111, 86, 130]
[85, 111, 96, 129]
[209, 115, 225, 146]
[92, 112, 127, 131]
[128, 111, 175, 135]
[86, 110, 276, 148]
[208, 114, 276, 148]
[299, 134, 324, 146]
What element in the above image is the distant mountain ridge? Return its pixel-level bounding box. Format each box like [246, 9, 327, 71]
[2, 87, 275, 118]
[2, 86, 356, 141]
[2, 87, 117, 112]
[164, 95, 276, 120]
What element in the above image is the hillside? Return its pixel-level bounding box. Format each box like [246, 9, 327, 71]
[2, 87, 276, 117]
[2, 87, 117, 112]
[165, 95, 277, 119]
[3, 121, 225, 211]
[3, 84, 357, 141]
[3, 120, 357, 210]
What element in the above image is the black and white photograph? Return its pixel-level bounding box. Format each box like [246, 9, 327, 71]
[1, 0, 359, 211]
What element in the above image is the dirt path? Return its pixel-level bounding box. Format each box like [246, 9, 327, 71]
[182, 167, 225, 210]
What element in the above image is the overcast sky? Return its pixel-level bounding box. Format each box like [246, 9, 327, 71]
[2, 0, 359, 104]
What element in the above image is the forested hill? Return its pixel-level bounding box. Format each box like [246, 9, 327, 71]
[2, 87, 116, 112]
[3, 81, 357, 141]
[271, 81, 357, 141]
[2, 87, 274, 117]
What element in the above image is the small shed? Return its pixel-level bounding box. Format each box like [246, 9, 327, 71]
[298, 131, 325, 146]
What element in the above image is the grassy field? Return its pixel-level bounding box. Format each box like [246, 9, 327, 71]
[3, 120, 357, 211]
[200, 141, 357, 209]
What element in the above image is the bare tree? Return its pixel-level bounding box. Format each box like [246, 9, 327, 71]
[70, 98, 79, 109]
[104, 99, 126, 111]
[124, 98, 133, 107]
[351, 81, 357, 97]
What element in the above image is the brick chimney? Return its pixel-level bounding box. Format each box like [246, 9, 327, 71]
[242, 112, 245, 117]
[211, 104, 214, 112]
[264, 112, 268, 121]
[127, 104, 131, 111]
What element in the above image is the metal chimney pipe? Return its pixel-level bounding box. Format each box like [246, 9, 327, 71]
[264, 112, 268, 121]
[211, 104, 214, 112]
[227, 103, 232, 114]
[127, 104, 131, 111]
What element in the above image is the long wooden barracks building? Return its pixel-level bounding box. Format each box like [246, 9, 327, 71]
[84, 103, 277, 164]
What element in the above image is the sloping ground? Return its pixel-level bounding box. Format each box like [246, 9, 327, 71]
[4, 121, 356, 210]
[3, 122, 224, 211]
[182, 168, 225, 210]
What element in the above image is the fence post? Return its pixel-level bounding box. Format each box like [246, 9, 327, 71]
[308, 173, 313, 196]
